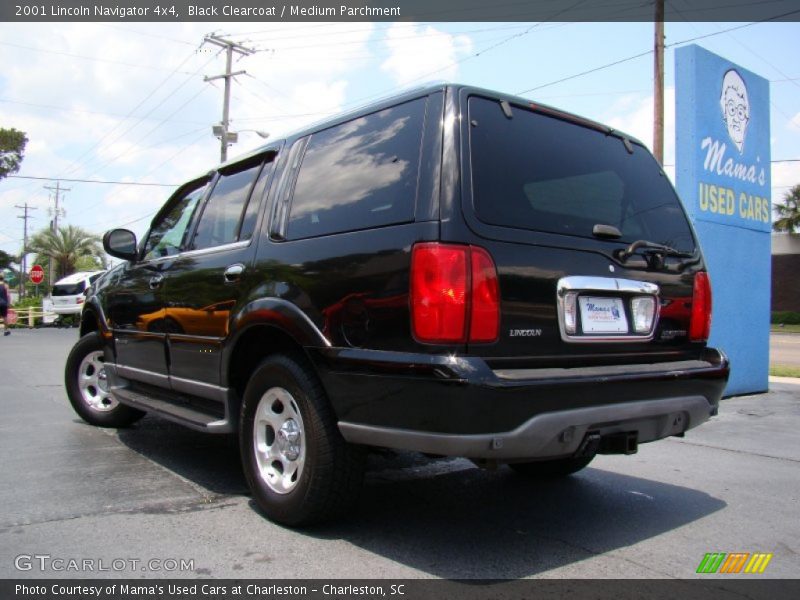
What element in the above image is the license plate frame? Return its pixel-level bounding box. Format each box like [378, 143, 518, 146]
[578, 296, 629, 334]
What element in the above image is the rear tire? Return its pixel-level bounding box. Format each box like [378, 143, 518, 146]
[508, 455, 594, 479]
[65, 332, 145, 427]
[240, 354, 365, 526]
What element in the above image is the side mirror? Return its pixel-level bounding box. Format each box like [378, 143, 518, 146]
[103, 229, 138, 261]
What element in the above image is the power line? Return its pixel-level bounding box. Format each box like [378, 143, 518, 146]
[663, 159, 800, 167]
[0, 40, 199, 74]
[58, 51, 214, 181]
[247, 23, 536, 49]
[83, 130, 211, 229]
[96, 23, 196, 47]
[518, 50, 653, 95]
[7, 175, 180, 186]
[0, 98, 207, 125]
[516, 16, 798, 96]
[329, 20, 580, 115]
[77, 90, 211, 178]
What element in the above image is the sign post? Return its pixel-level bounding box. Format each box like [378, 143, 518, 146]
[29, 264, 45, 296]
[675, 45, 771, 395]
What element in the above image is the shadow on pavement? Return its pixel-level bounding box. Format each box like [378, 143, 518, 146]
[117, 417, 726, 579]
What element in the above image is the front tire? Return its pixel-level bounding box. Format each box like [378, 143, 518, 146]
[240, 354, 365, 526]
[508, 455, 594, 479]
[65, 332, 145, 427]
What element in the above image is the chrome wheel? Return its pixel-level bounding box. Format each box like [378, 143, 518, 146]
[77, 350, 116, 412]
[253, 387, 306, 495]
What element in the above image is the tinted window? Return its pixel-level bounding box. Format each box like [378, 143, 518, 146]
[191, 163, 261, 250]
[52, 282, 85, 296]
[144, 184, 206, 260]
[468, 96, 696, 251]
[286, 97, 426, 240]
[239, 160, 273, 241]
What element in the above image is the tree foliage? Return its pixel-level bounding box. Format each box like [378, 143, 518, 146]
[0, 249, 15, 270]
[0, 127, 28, 180]
[28, 225, 104, 280]
[773, 184, 800, 233]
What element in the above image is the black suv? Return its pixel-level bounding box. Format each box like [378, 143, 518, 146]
[66, 84, 729, 525]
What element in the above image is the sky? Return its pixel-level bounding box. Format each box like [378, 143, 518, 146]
[1, 19, 799, 265]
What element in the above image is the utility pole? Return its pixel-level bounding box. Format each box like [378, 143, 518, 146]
[653, 0, 665, 165]
[14, 203, 36, 298]
[44, 180, 70, 233]
[43, 180, 69, 286]
[203, 34, 255, 162]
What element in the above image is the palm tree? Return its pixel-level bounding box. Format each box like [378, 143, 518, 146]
[773, 184, 800, 233]
[28, 225, 104, 280]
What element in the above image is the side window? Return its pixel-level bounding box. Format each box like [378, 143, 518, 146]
[144, 183, 206, 260]
[239, 159, 274, 241]
[191, 162, 262, 250]
[286, 97, 426, 240]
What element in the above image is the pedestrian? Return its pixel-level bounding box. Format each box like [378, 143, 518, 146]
[0, 273, 10, 336]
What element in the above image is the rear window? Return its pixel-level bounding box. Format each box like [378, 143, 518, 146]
[468, 96, 696, 252]
[53, 282, 85, 296]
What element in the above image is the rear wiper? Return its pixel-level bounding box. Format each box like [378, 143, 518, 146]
[617, 239, 694, 263]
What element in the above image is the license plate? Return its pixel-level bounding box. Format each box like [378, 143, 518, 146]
[579, 296, 628, 334]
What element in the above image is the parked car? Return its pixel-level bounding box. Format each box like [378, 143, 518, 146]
[50, 271, 105, 319]
[65, 84, 729, 526]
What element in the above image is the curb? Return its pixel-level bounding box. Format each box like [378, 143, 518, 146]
[768, 376, 800, 385]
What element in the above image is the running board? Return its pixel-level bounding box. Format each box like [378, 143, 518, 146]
[112, 387, 235, 433]
[104, 363, 237, 434]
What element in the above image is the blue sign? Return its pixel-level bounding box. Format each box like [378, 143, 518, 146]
[676, 45, 771, 396]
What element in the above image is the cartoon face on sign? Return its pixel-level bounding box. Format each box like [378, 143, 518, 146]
[719, 69, 750, 153]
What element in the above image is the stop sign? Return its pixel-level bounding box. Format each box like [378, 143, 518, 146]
[30, 264, 45, 285]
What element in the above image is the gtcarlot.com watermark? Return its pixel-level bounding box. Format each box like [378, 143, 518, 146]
[15, 554, 195, 573]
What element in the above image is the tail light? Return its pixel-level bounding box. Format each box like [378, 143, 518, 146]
[469, 247, 500, 342]
[689, 271, 712, 341]
[410, 243, 499, 344]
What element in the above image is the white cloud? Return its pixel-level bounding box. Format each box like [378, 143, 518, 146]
[772, 161, 800, 206]
[0, 21, 388, 245]
[380, 23, 472, 86]
[603, 87, 676, 167]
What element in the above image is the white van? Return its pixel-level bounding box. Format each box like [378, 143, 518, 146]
[51, 271, 105, 316]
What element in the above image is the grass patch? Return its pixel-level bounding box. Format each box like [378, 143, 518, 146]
[772, 311, 800, 325]
[770, 364, 800, 378]
[771, 324, 800, 334]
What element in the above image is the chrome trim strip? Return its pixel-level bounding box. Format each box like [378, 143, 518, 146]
[115, 364, 170, 388]
[167, 333, 223, 343]
[179, 240, 251, 258]
[108, 363, 229, 403]
[558, 276, 659, 295]
[169, 375, 229, 403]
[556, 275, 660, 344]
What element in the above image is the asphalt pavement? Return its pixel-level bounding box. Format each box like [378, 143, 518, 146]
[0, 328, 798, 580]
[770, 331, 800, 366]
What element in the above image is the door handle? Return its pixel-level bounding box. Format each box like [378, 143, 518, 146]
[224, 264, 244, 283]
[149, 274, 164, 289]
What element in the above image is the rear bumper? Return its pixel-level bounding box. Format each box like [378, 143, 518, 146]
[310, 346, 729, 460]
[339, 395, 711, 459]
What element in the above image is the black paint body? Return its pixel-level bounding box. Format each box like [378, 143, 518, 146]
[83, 84, 729, 446]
